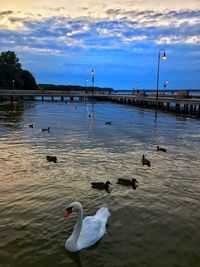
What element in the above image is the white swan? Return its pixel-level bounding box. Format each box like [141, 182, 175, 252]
[64, 202, 111, 252]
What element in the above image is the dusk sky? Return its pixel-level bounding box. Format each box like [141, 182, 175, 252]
[0, 0, 200, 90]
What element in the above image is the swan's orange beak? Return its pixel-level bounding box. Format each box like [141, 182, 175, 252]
[64, 210, 72, 217]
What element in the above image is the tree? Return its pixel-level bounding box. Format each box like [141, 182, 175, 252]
[0, 51, 21, 70]
[0, 51, 37, 90]
[20, 70, 37, 90]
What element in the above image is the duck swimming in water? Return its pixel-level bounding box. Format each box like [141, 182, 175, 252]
[91, 181, 112, 190]
[142, 155, 151, 167]
[157, 146, 167, 152]
[42, 127, 51, 132]
[117, 178, 139, 189]
[46, 155, 57, 163]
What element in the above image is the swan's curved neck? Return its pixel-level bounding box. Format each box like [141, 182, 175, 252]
[71, 207, 83, 242]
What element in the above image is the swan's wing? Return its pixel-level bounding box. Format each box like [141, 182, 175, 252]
[77, 208, 110, 249]
[95, 207, 111, 221]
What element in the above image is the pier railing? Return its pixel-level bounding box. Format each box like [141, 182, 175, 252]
[113, 89, 200, 98]
[0, 89, 200, 98]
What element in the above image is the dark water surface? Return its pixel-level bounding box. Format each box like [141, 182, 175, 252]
[0, 101, 199, 267]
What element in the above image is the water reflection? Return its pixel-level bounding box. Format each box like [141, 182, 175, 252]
[66, 251, 82, 267]
[86, 103, 95, 128]
[154, 108, 158, 128]
[0, 102, 24, 127]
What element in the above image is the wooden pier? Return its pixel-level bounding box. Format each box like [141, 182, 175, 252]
[0, 89, 200, 117]
[106, 94, 200, 116]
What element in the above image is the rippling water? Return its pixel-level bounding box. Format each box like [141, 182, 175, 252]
[0, 101, 199, 267]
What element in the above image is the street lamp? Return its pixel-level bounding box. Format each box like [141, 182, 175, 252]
[12, 80, 15, 89]
[164, 80, 168, 88]
[156, 49, 167, 99]
[91, 69, 94, 100]
[85, 78, 88, 88]
[91, 69, 94, 88]
[85, 78, 88, 95]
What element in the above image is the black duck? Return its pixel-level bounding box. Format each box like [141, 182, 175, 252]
[46, 155, 57, 163]
[157, 146, 167, 152]
[42, 127, 51, 132]
[91, 181, 111, 190]
[117, 178, 139, 189]
[142, 155, 151, 167]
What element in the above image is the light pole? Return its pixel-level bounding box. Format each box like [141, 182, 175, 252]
[85, 78, 88, 88]
[12, 79, 15, 89]
[91, 69, 94, 100]
[164, 80, 168, 89]
[156, 49, 167, 99]
[91, 69, 94, 88]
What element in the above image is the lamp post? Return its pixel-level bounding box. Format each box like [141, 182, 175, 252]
[91, 69, 94, 100]
[85, 78, 88, 95]
[91, 69, 94, 88]
[156, 49, 167, 99]
[85, 78, 88, 88]
[12, 79, 15, 89]
[164, 80, 168, 89]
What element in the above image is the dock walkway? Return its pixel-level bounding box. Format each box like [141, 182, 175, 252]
[0, 89, 200, 116]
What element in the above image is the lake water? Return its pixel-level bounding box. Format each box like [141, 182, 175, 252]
[0, 101, 199, 267]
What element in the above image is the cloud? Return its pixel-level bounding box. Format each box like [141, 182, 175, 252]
[0, 10, 13, 16]
[48, 7, 65, 12]
[0, 1, 199, 89]
[0, 7, 199, 56]
[156, 35, 200, 45]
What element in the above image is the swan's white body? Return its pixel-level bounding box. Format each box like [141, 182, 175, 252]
[64, 202, 110, 252]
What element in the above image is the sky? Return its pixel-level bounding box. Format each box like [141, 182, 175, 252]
[0, 0, 200, 90]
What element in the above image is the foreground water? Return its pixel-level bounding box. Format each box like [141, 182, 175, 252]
[0, 101, 199, 267]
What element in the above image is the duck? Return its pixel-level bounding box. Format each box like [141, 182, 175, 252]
[117, 178, 139, 189]
[42, 127, 51, 132]
[105, 121, 112, 125]
[46, 155, 57, 163]
[142, 155, 151, 167]
[157, 146, 167, 152]
[64, 202, 110, 252]
[28, 124, 33, 128]
[91, 181, 112, 190]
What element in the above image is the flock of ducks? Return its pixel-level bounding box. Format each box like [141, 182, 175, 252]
[90, 178, 140, 191]
[90, 146, 167, 192]
[28, 123, 167, 192]
[29, 124, 51, 132]
[28, 121, 113, 164]
[91, 178, 139, 190]
[28, 124, 55, 162]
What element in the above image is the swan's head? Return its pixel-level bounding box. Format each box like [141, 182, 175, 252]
[106, 181, 112, 185]
[64, 202, 82, 217]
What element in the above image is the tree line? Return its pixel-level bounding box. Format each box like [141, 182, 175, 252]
[0, 51, 37, 90]
[38, 83, 114, 92]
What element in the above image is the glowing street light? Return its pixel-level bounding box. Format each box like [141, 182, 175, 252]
[12, 79, 15, 89]
[156, 49, 167, 99]
[164, 80, 168, 88]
